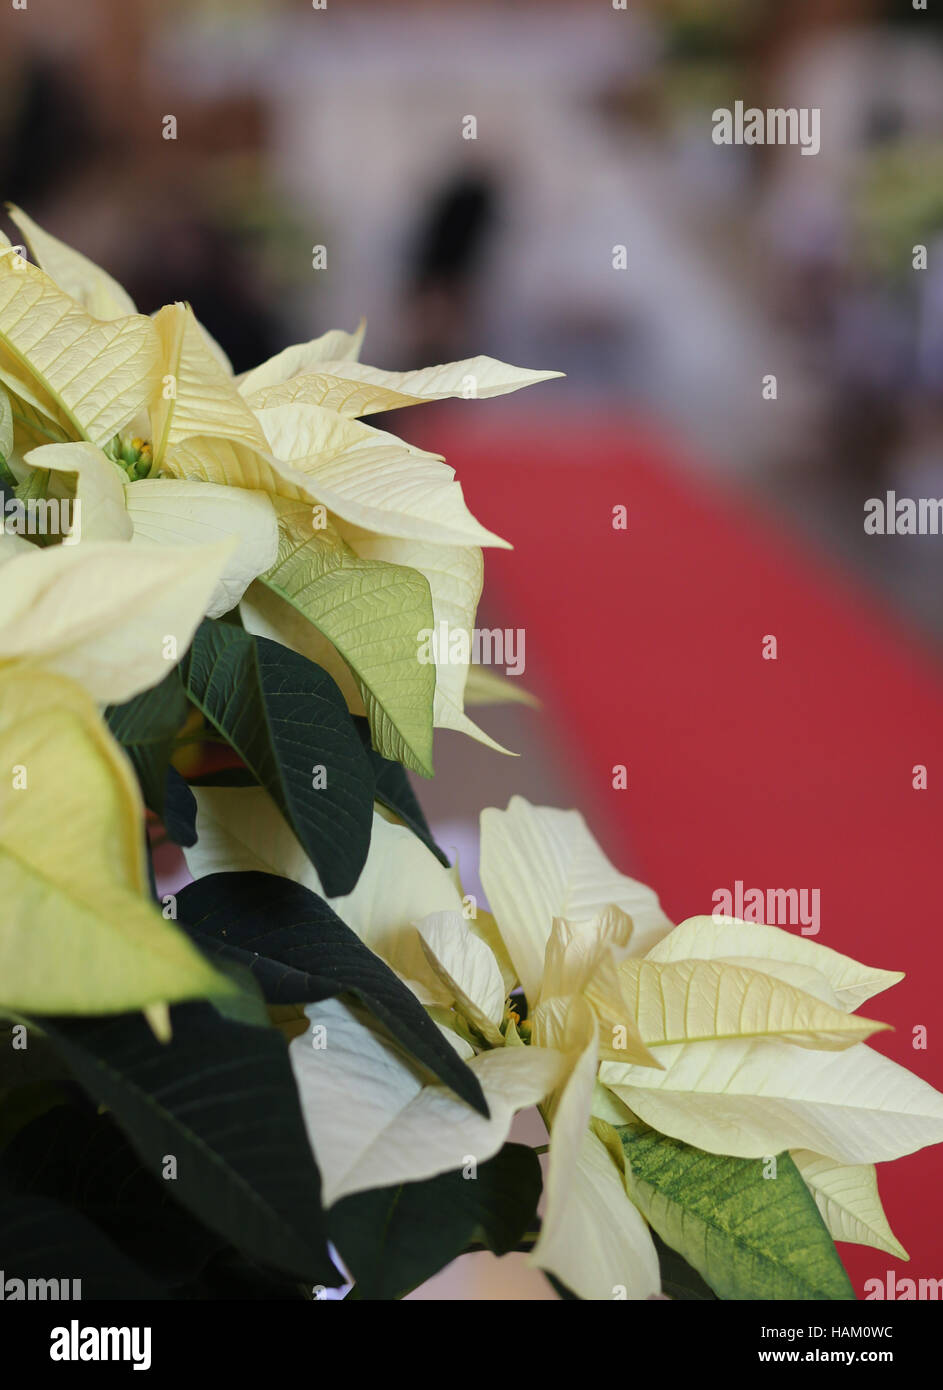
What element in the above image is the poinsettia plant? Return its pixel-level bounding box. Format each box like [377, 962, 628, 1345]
[1, 210, 941, 1301]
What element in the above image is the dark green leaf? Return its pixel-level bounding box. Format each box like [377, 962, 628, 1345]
[176, 870, 487, 1116]
[545, 1271, 580, 1299]
[611, 1120, 855, 1300]
[651, 1230, 717, 1300]
[175, 1247, 310, 1300]
[162, 765, 198, 847]
[354, 716, 448, 866]
[36, 1004, 341, 1286]
[0, 1173, 166, 1299]
[3, 1104, 225, 1286]
[183, 621, 374, 896]
[4, 1106, 311, 1299]
[105, 665, 189, 818]
[330, 1142, 542, 1299]
[188, 766, 258, 788]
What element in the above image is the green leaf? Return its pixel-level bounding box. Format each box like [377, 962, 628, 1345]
[0, 1081, 70, 1153]
[650, 1230, 717, 1301]
[4, 1104, 309, 1299]
[105, 665, 190, 818]
[162, 765, 198, 847]
[188, 765, 258, 788]
[13, 463, 48, 502]
[545, 1271, 580, 1299]
[183, 619, 375, 897]
[354, 716, 449, 866]
[330, 1142, 542, 1299]
[256, 504, 435, 775]
[176, 870, 487, 1115]
[36, 1004, 341, 1285]
[0, 1172, 166, 1299]
[608, 1120, 855, 1300]
[3, 1104, 225, 1287]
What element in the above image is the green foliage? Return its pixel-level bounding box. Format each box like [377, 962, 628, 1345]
[183, 621, 375, 897]
[105, 666, 189, 819]
[331, 1143, 542, 1299]
[611, 1120, 855, 1301]
[36, 1006, 340, 1286]
[176, 870, 487, 1113]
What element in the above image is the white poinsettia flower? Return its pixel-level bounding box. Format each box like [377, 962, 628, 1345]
[348, 792, 942, 1293]
[477, 799, 943, 1276]
[0, 535, 234, 703]
[185, 774, 943, 1296]
[596, 912, 940, 1169]
[5, 208, 560, 764]
[24, 440, 278, 620]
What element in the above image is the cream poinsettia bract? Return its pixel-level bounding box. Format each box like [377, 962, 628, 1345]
[183, 782, 943, 1299]
[2, 209, 561, 775]
[0, 536, 242, 1016]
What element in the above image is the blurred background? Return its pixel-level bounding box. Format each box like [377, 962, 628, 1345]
[4, 0, 943, 1299]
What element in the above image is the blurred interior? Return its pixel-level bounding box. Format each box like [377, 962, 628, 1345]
[4, 0, 942, 1299]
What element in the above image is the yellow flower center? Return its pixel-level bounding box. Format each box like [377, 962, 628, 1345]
[107, 434, 154, 480]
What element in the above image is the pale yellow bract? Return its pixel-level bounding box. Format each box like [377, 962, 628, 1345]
[0, 666, 238, 1015]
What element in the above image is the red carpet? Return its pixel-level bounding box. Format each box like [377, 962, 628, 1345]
[418, 406, 943, 1297]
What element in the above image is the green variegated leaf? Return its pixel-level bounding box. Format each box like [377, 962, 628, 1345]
[605, 1119, 854, 1300]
